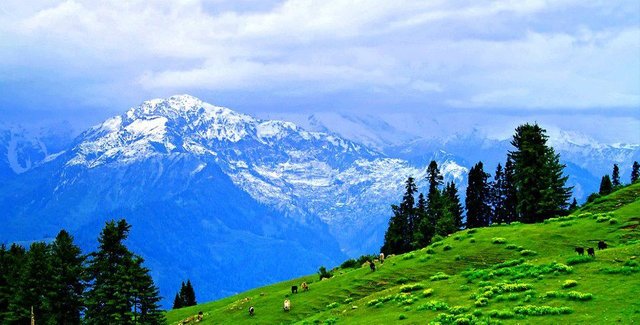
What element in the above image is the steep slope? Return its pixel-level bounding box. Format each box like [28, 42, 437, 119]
[0, 152, 345, 307]
[166, 183, 640, 324]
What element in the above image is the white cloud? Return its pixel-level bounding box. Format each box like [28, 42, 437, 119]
[0, 0, 638, 110]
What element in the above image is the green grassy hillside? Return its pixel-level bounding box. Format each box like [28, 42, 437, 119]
[166, 184, 640, 324]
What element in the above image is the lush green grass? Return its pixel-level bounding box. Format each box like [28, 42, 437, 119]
[166, 184, 640, 324]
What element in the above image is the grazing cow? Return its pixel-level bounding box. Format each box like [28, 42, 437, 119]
[301, 282, 309, 291]
[283, 299, 291, 311]
[380, 252, 385, 264]
[369, 261, 376, 272]
[249, 306, 254, 316]
[291, 285, 298, 294]
[598, 241, 608, 250]
[587, 247, 595, 257]
[197, 311, 203, 321]
[575, 247, 584, 255]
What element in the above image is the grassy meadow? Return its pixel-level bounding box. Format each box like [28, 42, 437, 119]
[166, 183, 640, 324]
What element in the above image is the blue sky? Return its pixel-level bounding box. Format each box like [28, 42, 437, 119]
[0, 0, 638, 142]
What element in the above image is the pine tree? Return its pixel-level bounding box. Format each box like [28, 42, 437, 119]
[85, 220, 135, 324]
[172, 293, 183, 309]
[443, 182, 464, 230]
[412, 193, 430, 247]
[612, 164, 621, 187]
[503, 158, 518, 223]
[426, 160, 444, 226]
[508, 123, 572, 223]
[183, 280, 197, 307]
[465, 162, 492, 228]
[85, 219, 163, 325]
[49, 230, 85, 325]
[130, 257, 165, 324]
[381, 204, 408, 255]
[382, 177, 419, 254]
[8, 242, 54, 324]
[401, 177, 418, 251]
[0, 244, 26, 323]
[599, 175, 613, 195]
[416, 161, 445, 246]
[491, 163, 507, 224]
[569, 198, 578, 212]
[631, 161, 639, 183]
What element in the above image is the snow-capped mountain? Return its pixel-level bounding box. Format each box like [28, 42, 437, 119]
[0, 95, 465, 307]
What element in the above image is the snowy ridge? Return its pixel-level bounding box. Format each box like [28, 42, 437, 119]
[51, 95, 466, 254]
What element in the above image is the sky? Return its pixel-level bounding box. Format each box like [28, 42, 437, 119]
[0, 0, 639, 143]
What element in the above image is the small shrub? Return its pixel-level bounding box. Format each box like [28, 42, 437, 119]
[559, 221, 573, 227]
[488, 309, 515, 319]
[609, 218, 618, 224]
[513, 305, 573, 316]
[422, 288, 434, 297]
[505, 244, 518, 250]
[400, 283, 424, 293]
[396, 277, 410, 284]
[433, 235, 444, 242]
[443, 244, 453, 251]
[474, 297, 489, 307]
[416, 300, 450, 311]
[565, 291, 593, 301]
[323, 317, 338, 325]
[326, 302, 339, 309]
[343, 297, 353, 303]
[511, 221, 522, 225]
[469, 238, 476, 243]
[625, 260, 640, 267]
[458, 285, 471, 291]
[596, 215, 611, 223]
[454, 235, 462, 241]
[516, 246, 525, 251]
[426, 248, 436, 254]
[401, 253, 415, 260]
[567, 255, 593, 265]
[448, 306, 470, 315]
[398, 314, 407, 320]
[430, 272, 450, 281]
[340, 259, 358, 269]
[520, 250, 537, 256]
[318, 266, 333, 280]
[477, 281, 492, 287]
[467, 229, 477, 234]
[492, 237, 507, 244]
[562, 280, 578, 289]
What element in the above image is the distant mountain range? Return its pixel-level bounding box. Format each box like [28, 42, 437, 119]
[1, 95, 637, 307]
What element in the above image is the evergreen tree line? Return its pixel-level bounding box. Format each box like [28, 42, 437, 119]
[381, 161, 464, 255]
[382, 123, 575, 255]
[172, 280, 197, 309]
[593, 161, 639, 199]
[0, 219, 164, 324]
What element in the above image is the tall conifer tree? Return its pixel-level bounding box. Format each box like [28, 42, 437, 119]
[612, 164, 621, 187]
[49, 230, 85, 325]
[382, 177, 417, 254]
[599, 175, 613, 195]
[465, 162, 492, 228]
[491, 163, 507, 224]
[508, 123, 572, 222]
[503, 158, 518, 223]
[443, 181, 464, 230]
[632, 161, 640, 183]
